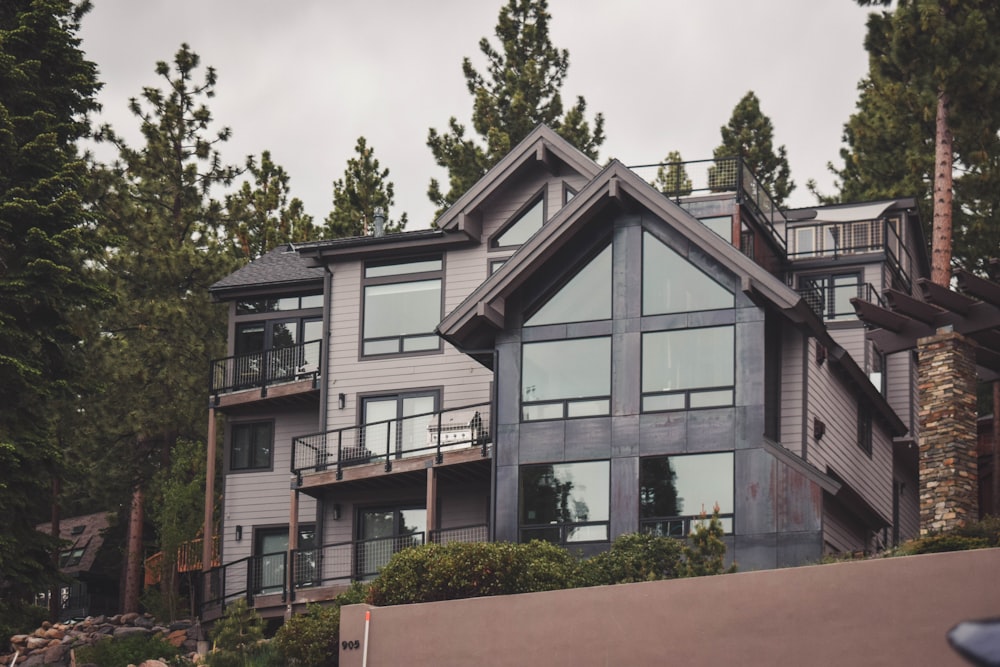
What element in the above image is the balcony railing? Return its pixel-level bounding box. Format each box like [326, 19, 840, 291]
[797, 280, 884, 321]
[629, 156, 787, 253]
[144, 535, 220, 587]
[210, 339, 321, 397]
[292, 402, 491, 479]
[640, 514, 734, 536]
[787, 218, 912, 291]
[200, 524, 489, 614]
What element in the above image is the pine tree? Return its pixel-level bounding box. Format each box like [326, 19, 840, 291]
[92, 44, 239, 612]
[427, 0, 604, 215]
[226, 151, 319, 261]
[711, 91, 794, 206]
[651, 151, 693, 197]
[840, 1, 1000, 281]
[323, 136, 407, 238]
[0, 0, 104, 614]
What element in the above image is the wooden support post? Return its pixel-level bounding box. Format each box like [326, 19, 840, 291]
[993, 380, 1000, 516]
[287, 485, 299, 611]
[202, 407, 216, 573]
[426, 467, 437, 541]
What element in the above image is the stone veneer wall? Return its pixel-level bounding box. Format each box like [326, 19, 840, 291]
[917, 330, 978, 534]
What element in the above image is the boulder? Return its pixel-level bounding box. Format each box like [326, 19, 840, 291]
[112, 626, 149, 639]
[137, 660, 169, 667]
[165, 629, 187, 648]
[41, 643, 67, 665]
[25, 637, 49, 651]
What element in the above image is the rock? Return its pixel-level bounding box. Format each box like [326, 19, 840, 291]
[112, 626, 150, 639]
[41, 643, 67, 665]
[42, 628, 64, 641]
[11, 634, 29, 647]
[26, 637, 49, 651]
[166, 630, 187, 648]
[119, 612, 140, 625]
[137, 660, 169, 667]
[22, 652, 45, 667]
[132, 616, 154, 629]
[167, 620, 193, 632]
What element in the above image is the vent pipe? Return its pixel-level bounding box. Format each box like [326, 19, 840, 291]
[373, 207, 386, 237]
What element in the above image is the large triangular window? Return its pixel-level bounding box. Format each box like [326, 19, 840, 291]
[642, 231, 733, 315]
[526, 244, 611, 326]
[493, 196, 544, 248]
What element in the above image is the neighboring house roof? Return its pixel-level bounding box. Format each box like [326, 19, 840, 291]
[35, 511, 111, 576]
[433, 124, 602, 236]
[209, 244, 324, 299]
[437, 158, 906, 436]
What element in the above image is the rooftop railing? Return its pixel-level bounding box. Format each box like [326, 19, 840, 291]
[292, 401, 491, 479]
[210, 339, 321, 397]
[629, 156, 787, 252]
[787, 218, 912, 291]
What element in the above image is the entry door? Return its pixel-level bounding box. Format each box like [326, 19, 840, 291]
[357, 507, 426, 578]
[362, 393, 436, 458]
[254, 526, 316, 595]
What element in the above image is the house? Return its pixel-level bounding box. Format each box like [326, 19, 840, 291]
[198, 125, 928, 618]
[35, 512, 120, 621]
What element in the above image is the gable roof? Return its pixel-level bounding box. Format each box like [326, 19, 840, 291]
[438, 159, 906, 437]
[432, 124, 601, 236]
[210, 244, 324, 300]
[36, 511, 111, 576]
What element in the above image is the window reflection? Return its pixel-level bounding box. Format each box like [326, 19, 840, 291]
[640, 452, 734, 535]
[642, 326, 734, 411]
[520, 461, 609, 544]
[522, 338, 611, 420]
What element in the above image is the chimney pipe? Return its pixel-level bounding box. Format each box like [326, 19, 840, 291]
[373, 207, 385, 237]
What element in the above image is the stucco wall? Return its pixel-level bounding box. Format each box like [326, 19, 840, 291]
[339, 548, 1000, 667]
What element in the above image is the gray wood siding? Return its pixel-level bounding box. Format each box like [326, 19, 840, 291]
[886, 350, 915, 437]
[779, 326, 805, 457]
[222, 408, 318, 563]
[823, 498, 868, 554]
[805, 338, 893, 523]
[894, 457, 920, 543]
[827, 325, 867, 369]
[324, 254, 492, 434]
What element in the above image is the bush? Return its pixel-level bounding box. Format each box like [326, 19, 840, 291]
[681, 511, 732, 577]
[0, 601, 48, 645]
[207, 598, 267, 667]
[273, 604, 340, 667]
[367, 540, 577, 606]
[893, 516, 1000, 556]
[579, 533, 684, 586]
[74, 633, 180, 667]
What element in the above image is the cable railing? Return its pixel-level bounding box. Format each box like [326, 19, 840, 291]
[292, 402, 491, 479]
[787, 218, 912, 291]
[796, 280, 884, 321]
[210, 339, 321, 397]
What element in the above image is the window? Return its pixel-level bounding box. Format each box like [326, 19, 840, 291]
[640, 452, 734, 536]
[254, 525, 316, 594]
[520, 461, 609, 544]
[231, 422, 273, 471]
[642, 231, 733, 315]
[798, 273, 860, 321]
[522, 337, 611, 420]
[699, 215, 731, 239]
[525, 244, 611, 326]
[236, 293, 322, 315]
[493, 195, 544, 248]
[362, 258, 442, 356]
[59, 545, 87, 568]
[357, 506, 425, 578]
[642, 326, 734, 411]
[361, 392, 437, 459]
[234, 317, 322, 385]
[858, 403, 873, 457]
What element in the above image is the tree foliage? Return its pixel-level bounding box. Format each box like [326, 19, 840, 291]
[651, 150, 693, 197]
[712, 91, 794, 206]
[427, 0, 604, 215]
[226, 150, 319, 261]
[833, 1, 1000, 276]
[323, 136, 406, 238]
[0, 0, 103, 601]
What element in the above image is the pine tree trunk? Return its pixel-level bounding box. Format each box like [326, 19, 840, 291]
[49, 476, 60, 622]
[931, 89, 954, 287]
[122, 486, 144, 613]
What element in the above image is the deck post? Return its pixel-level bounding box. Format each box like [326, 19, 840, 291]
[426, 466, 437, 541]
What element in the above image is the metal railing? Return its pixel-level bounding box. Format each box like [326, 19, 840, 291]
[292, 402, 491, 478]
[787, 218, 912, 291]
[199, 524, 490, 613]
[144, 535, 220, 586]
[210, 339, 321, 396]
[640, 514, 734, 537]
[629, 156, 787, 252]
[797, 280, 884, 321]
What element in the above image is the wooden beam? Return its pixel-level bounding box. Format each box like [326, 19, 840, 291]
[884, 289, 945, 325]
[852, 298, 912, 333]
[957, 269, 1000, 307]
[918, 278, 977, 315]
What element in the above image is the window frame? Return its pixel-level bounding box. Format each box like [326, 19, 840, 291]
[639, 452, 735, 537]
[520, 336, 612, 421]
[640, 325, 736, 413]
[359, 389, 441, 459]
[229, 420, 275, 473]
[641, 230, 735, 316]
[797, 271, 862, 321]
[489, 188, 547, 250]
[360, 256, 444, 358]
[518, 460, 611, 545]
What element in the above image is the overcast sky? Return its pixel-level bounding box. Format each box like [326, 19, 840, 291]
[78, 0, 876, 229]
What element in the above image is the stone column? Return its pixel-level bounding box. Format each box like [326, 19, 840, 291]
[917, 329, 978, 534]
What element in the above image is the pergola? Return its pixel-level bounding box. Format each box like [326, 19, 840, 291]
[851, 259, 1000, 521]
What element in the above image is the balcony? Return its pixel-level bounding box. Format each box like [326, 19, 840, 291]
[788, 218, 912, 291]
[199, 524, 489, 617]
[292, 402, 491, 487]
[144, 535, 220, 587]
[210, 339, 321, 405]
[797, 279, 885, 322]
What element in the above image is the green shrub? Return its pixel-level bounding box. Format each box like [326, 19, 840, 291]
[0, 601, 48, 645]
[207, 598, 266, 667]
[334, 581, 371, 607]
[896, 534, 991, 555]
[367, 540, 577, 606]
[74, 633, 180, 667]
[681, 511, 733, 577]
[579, 532, 684, 586]
[954, 515, 1000, 545]
[273, 604, 340, 666]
